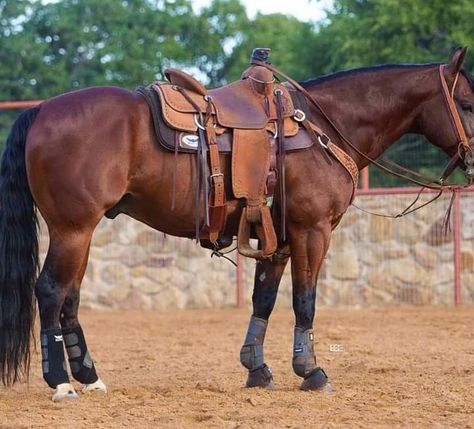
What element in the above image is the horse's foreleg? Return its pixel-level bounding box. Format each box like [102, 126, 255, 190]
[35, 228, 100, 401]
[240, 247, 289, 388]
[289, 224, 332, 391]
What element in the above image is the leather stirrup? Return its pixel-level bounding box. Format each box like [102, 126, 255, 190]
[237, 206, 277, 259]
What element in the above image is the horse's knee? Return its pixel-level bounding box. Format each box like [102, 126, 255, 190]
[240, 316, 267, 370]
[63, 324, 98, 384]
[292, 327, 317, 378]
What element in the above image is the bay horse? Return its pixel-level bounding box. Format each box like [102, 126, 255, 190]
[1, 47, 473, 401]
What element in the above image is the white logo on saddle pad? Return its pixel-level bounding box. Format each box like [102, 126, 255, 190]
[54, 335, 63, 342]
[181, 134, 199, 149]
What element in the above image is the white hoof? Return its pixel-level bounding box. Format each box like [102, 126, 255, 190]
[82, 378, 107, 394]
[52, 383, 78, 402]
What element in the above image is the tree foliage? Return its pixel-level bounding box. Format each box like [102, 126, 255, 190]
[313, 0, 474, 74]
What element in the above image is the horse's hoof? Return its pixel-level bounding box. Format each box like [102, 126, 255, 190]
[300, 367, 333, 392]
[82, 378, 107, 394]
[246, 364, 275, 389]
[52, 383, 79, 402]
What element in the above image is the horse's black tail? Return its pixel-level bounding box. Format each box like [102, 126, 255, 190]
[0, 106, 41, 385]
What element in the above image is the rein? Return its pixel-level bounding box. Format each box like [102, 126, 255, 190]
[254, 60, 472, 219]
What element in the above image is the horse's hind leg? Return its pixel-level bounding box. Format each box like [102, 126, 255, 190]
[36, 227, 104, 401]
[60, 255, 107, 395]
[240, 247, 289, 388]
[289, 224, 332, 391]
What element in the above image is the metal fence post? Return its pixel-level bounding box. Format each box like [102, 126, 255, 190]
[361, 167, 370, 190]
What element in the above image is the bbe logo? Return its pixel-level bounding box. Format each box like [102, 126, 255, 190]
[329, 344, 344, 352]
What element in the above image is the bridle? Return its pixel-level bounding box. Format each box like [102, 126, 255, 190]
[438, 65, 474, 184]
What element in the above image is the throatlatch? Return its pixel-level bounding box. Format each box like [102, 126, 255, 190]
[62, 324, 98, 384]
[40, 328, 69, 388]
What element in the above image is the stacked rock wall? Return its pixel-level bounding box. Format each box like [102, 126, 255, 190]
[38, 192, 474, 309]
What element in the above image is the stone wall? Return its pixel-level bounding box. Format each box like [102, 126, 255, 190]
[38, 192, 474, 309]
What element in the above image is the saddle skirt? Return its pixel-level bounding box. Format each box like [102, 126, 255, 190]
[147, 82, 314, 154]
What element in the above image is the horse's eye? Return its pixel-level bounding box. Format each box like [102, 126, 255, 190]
[460, 102, 473, 112]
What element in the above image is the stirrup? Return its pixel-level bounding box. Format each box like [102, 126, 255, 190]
[237, 205, 277, 259]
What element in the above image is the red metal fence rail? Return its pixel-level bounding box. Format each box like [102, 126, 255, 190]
[0, 100, 42, 109]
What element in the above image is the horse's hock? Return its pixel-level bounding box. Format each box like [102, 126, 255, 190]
[37, 191, 474, 309]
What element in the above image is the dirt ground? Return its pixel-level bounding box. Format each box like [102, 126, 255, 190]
[0, 306, 473, 429]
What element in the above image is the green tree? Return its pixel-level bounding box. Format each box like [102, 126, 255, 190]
[310, 0, 474, 73]
[192, 0, 250, 85]
[0, 0, 216, 146]
[218, 13, 319, 83]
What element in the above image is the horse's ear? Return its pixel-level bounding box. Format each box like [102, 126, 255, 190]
[447, 47, 468, 74]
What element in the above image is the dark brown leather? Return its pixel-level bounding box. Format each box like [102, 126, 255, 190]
[232, 129, 277, 258]
[241, 65, 274, 83]
[212, 81, 292, 128]
[164, 68, 208, 96]
[241, 66, 275, 99]
[237, 205, 277, 259]
[232, 129, 270, 201]
[206, 125, 226, 243]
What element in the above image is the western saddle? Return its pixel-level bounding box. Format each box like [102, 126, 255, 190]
[138, 48, 318, 259]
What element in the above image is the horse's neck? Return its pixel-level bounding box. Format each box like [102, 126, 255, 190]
[306, 66, 439, 168]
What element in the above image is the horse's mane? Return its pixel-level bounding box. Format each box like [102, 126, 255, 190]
[300, 63, 444, 88]
[460, 68, 474, 91]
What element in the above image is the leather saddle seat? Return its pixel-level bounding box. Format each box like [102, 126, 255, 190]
[157, 67, 297, 134]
